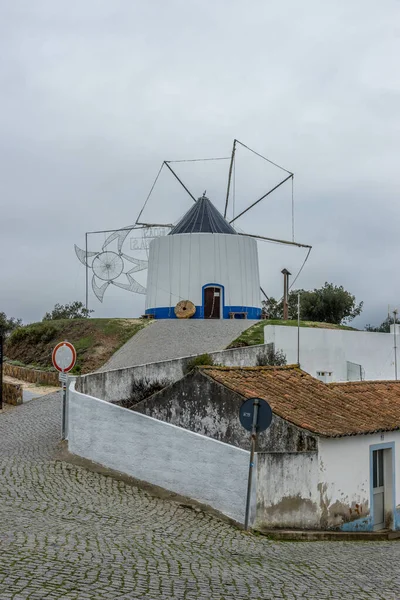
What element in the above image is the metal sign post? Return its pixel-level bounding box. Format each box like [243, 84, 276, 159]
[60, 372, 67, 439]
[244, 399, 259, 530]
[239, 397, 273, 531]
[52, 342, 77, 440]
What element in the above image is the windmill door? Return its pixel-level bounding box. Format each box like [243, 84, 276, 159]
[204, 287, 221, 319]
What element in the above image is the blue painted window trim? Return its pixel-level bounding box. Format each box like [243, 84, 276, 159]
[369, 441, 397, 531]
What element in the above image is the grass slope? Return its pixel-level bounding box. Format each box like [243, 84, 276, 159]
[5, 318, 146, 374]
[228, 319, 357, 348]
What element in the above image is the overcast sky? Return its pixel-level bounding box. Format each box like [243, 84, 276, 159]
[1, 0, 399, 328]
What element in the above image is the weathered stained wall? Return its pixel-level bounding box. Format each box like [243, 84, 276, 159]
[319, 433, 400, 530]
[68, 381, 255, 525]
[134, 370, 318, 453]
[255, 452, 319, 529]
[77, 344, 267, 402]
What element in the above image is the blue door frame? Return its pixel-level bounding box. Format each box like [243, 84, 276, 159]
[369, 442, 396, 530]
[202, 283, 224, 319]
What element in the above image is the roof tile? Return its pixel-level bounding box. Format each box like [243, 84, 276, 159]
[201, 366, 400, 437]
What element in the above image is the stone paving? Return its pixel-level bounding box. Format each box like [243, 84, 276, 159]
[97, 319, 258, 372]
[1, 394, 400, 599]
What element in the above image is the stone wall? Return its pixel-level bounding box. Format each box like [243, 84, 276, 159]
[4, 363, 60, 387]
[77, 344, 268, 402]
[2, 381, 23, 405]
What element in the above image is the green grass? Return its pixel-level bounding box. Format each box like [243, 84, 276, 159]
[6, 318, 146, 374]
[228, 319, 357, 348]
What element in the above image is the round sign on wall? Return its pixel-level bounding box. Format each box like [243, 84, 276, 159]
[52, 341, 77, 373]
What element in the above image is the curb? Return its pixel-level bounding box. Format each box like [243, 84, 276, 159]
[257, 529, 400, 541]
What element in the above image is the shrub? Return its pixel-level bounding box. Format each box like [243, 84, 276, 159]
[7, 322, 60, 346]
[43, 301, 93, 321]
[184, 353, 214, 374]
[256, 346, 287, 367]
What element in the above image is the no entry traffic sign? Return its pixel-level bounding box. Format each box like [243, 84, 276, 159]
[239, 398, 273, 433]
[52, 341, 77, 373]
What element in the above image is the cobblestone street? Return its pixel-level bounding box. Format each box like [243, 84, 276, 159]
[0, 393, 399, 599]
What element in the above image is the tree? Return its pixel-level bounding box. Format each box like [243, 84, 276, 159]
[0, 312, 22, 338]
[365, 315, 400, 333]
[261, 282, 363, 325]
[261, 296, 282, 319]
[261, 294, 299, 320]
[297, 283, 363, 325]
[43, 301, 93, 321]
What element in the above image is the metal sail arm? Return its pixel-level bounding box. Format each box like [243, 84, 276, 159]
[136, 222, 174, 228]
[164, 161, 197, 202]
[229, 174, 293, 224]
[238, 232, 311, 249]
[224, 139, 237, 218]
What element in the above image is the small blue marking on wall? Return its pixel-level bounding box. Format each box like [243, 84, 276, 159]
[340, 515, 372, 532]
[395, 507, 400, 530]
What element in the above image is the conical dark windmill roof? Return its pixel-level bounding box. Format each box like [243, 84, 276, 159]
[169, 196, 237, 235]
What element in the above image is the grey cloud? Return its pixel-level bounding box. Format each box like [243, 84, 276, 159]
[0, 0, 399, 327]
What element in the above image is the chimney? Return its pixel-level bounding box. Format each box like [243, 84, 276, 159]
[281, 268, 291, 320]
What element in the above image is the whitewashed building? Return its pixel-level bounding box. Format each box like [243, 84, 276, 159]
[145, 195, 261, 319]
[264, 324, 400, 382]
[70, 365, 400, 532]
[134, 365, 400, 532]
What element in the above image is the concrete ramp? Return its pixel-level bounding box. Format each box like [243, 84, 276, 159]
[97, 319, 257, 372]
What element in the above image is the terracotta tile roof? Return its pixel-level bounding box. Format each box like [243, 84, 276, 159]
[201, 366, 400, 437]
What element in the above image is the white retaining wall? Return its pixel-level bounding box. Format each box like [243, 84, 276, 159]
[265, 326, 398, 381]
[68, 381, 254, 525]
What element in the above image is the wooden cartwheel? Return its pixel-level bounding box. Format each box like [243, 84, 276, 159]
[174, 300, 196, 319]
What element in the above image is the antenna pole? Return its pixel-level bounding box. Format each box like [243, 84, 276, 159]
[85, 232, 89, 315]
[164, 161, 197, 203]
[224, 139, 236, 218]
[297, 293, 301, 366]
[394, 309, 398, 381]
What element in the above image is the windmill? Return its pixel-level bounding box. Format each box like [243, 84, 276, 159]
[75, 139, 312, 312]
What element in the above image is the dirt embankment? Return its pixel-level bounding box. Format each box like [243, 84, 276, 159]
[5, 318, 145, 374]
